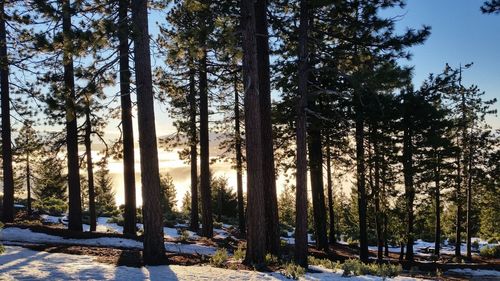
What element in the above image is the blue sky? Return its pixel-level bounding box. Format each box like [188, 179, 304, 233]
[383, 0, 499, 127]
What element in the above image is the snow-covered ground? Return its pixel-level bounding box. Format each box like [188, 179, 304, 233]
[0, 246, 430, 281]
[0, 227, 217, 256]
[367, 238, 499, 256]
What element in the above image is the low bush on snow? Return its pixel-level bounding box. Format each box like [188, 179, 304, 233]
[480, 245, 500, 258]
[281, 262, 306, 280]
[308, 256, 340, 270]
[210, 248, 228, 268]
[233, 243, 245, 261]
[341, 259, 402, 278]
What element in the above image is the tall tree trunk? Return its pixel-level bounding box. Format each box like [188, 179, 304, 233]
[295, 0, 310, 268]
[131, 0, 165, 264]
[326, 136, 335, 245]
[373, 126, 383, 261]
[434, 153, 441, 256]
[354, 92, 368, 262]
[62, 0, 82, 231]
[384, 213, 389, 257]
[403, 96, 414, 263]
[26, 154, 32, 215]
[118, 0, 137, 236]
[188, 64, 199, 232]
[85, 106, 97, 232]
[234, 75, 245, 237]
[455, 150, 462, 258]
[199, 49, 213, 238]
[0, 0, 14, 223]
[465, 126, 474, 261]
[307, 112, 328, 251]
[241, 0, 266, 266]
[254, 0, 280, 256]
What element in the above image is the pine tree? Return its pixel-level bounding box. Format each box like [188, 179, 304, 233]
[13, 121, 43, 215]
[0, 0, 14, 223]
[240, 0, 267, 266]
[131, 0, 165, 264]
[481, 0, 500, 13]
[94, 159, 116, 216]
[294, 0, 310, 268]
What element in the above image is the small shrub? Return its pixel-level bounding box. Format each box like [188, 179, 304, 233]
[177, 229, 190, 242]
[213, 221, 223, 229]
[210, 248, 228, 268]
[308, 256, 340, 270]
[472, 240, 479, 250]
[282, 263, 306, 280]
[265, 253, 279, 265]
[280, 239, 288, 247]
[479, 245, 500, 258]
[487, 237, 498, 244]
[233, 243, 245, 261]
[341, 259, 401, 278]
[35, 198, 67, 216]
[107, 216, 124, 226]
[347, 238, 359, 248]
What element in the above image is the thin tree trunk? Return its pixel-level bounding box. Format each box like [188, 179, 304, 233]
[188, 64, 199, 232]
[131, 0, 165, 264]
[26, 154, 32, 215]
[434, 154, 441, 256]
[455, 153, 462, 258]
[403, 99, 414, 263]
[326, 136, 335, 245]
[255, 0, 280, 256]
[118, 0, 137, 236]
[295, 0, 310, 268]
[62, 0, 82, 231]
[307, 114, 328, 251]
[199, 49, 213, 238]
[85, 106, 97, 232]
[354, 92, 368, 262]
[0, 0, 14, 223]
[241, 0, 266, 266]
[234, 75, 245, 237]
[466, 125, 474, 261]
[384, 213, 389, 257]
[373, 126, 383, 261]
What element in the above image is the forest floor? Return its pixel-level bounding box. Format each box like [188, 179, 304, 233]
[0, 214, 499, 280]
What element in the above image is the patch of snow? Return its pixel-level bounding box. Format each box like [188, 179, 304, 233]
[0, 227, 143, 249]
[0, 227, 218, 255]
[447, 268, 500, 277]
[0, 246, 430, 281]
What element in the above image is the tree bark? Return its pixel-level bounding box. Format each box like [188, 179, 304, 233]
[118, 0, 137, 236]
[241, 0, 266, 266]
[403, 95, 414, 263]
[188, 64, 199, 232]
[466, 126, 474, 261]
[373, 126, 383, 261]
[326, 136, 335, 245]
[85, 106, 97, 232]
[131, 0, 165, 264]
[26, 154, 32, 214]
[199, 49, 213, 238]
[434, 153, 441, 256]
[307, 110, 328, 251]
[354, 92, 368, 262]
[295, 0, 310, 268]
[62, 0, 82, 231]
[455, 151, 462, 258]
[0, 0, 14, 223]
[255, 0, 279, 256]
[234, 74, 245, 237]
